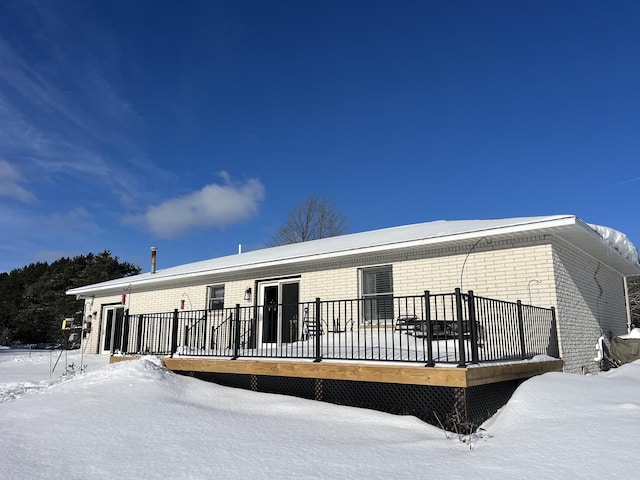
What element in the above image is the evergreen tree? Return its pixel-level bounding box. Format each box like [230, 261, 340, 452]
[0, 251, 140, 345]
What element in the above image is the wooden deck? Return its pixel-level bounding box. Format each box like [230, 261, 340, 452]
[111, 356, 563, 388]
[110, 355, 562, 431]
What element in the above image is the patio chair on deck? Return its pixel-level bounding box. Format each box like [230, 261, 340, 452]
[327, 317, 352, 333]
[301, 307, 323, 340]
[394, 316, 422, 334]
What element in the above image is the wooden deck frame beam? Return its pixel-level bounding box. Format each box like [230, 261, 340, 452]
[113, 357, 565, 388]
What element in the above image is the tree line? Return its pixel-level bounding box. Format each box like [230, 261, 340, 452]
[0, 251, 140, 346]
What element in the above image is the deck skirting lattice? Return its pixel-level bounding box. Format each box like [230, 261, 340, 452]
[177, 370, 520, 431]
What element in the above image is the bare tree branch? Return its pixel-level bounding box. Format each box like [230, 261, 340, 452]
[271, 195, 348, 246]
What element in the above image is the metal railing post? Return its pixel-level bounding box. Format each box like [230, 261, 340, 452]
[314, 298, 322, 362]
[121, 309, 130, 354]
[455, 288, 466, 367]
[136, 314, 144, 354]
[232, 304, 241, 359]
[517, 300, 527, 360]
[170, 309, 179, 357]
[203, 310, 209, 353]
[227, 308, 234, 350]
[424, 290, 435, 367]
[184, 323, 190, 349]
[468, 290, 479, 364]
[550, 306, 559, 358]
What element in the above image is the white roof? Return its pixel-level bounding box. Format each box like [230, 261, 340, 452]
[67, 215, 640, 296]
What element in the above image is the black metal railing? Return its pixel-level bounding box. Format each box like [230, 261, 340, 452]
[113, 289, 559, 367]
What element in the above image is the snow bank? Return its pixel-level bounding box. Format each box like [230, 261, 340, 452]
[1, 354, 640, 479]
[618, 328, 640, 339]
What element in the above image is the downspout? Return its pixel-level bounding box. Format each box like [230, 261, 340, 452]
[592, 262, 605, 374]
[623, 276, 632, 333]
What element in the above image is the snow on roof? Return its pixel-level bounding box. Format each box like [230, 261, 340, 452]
[588, 224, 639, 266]
[66, 214, 640, 295]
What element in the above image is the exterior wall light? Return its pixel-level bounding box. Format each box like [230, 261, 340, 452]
[180, 293, 192, 310]
[528, 279, 542, 305]
[244, 288, 252, 302]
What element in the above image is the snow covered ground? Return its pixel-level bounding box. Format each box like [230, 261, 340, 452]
[1, 348, 638, 479]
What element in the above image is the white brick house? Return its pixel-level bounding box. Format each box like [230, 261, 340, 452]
[67, 215, 640, 374]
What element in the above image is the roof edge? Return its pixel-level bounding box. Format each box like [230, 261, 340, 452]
[67, 215, 640, 295]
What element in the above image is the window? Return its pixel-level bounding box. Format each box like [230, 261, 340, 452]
[207, 285, 225, 310]
[360, 265, 394, 323]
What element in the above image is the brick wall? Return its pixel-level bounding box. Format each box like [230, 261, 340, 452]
[84, 236, 559, 354]
[82, 233, 630, 374]
[551, 237, 628, 374]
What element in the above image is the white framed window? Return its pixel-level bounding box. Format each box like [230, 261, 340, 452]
[207, 285, 225, 310]
[360, 265, 394, 323]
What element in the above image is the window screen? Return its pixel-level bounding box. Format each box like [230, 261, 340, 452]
[207, 285, 225, 310]
[361, 266, 394, 323]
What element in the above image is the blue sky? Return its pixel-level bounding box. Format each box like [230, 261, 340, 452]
[1, 0, 639, 274]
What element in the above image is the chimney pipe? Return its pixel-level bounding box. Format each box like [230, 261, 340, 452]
[150, 247, 157, 274]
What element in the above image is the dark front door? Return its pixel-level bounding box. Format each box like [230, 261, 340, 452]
[260, 281, 300, 346]
[281, 282, 299, 343]
[101, 305, 125, 354]
[262, 285, 279, 344]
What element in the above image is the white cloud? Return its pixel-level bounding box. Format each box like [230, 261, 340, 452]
[0, 159, 35, 202]
[0, 19, 161, 209]
[129, 178, 266, 238]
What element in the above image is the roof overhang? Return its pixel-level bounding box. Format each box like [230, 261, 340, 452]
[66, 215, 640, 297]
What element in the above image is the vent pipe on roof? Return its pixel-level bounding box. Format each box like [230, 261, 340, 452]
[150, 247, 157, 274]
[238, 244, 242, 254]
